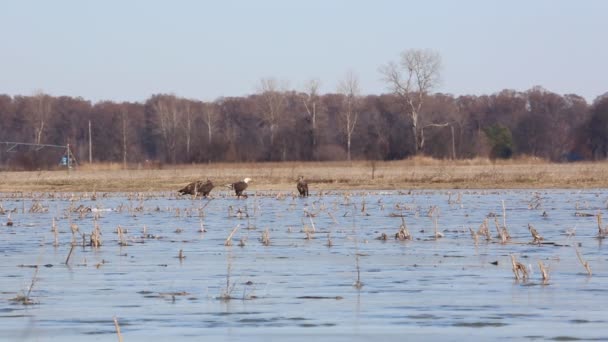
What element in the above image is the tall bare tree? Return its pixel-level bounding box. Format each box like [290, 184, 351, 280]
[258, 78, 288, 147]
[182, 100, 193, 161]
[338, 71, 360, 161]
[152, 94, 181, 164]
[203, 101, 217, 147]
[30, 91, 53, 145]
[120, 107, 129, 168]
[380, 49, 442, 154]
[301, 78, 321, 155]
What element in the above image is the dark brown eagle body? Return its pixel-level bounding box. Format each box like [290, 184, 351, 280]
[178, 179, 214, 197]
[227, 178, 251, 198]
[297, 176, 309, 197]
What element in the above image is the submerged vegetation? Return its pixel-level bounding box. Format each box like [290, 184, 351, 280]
[0, 186, 607, 339]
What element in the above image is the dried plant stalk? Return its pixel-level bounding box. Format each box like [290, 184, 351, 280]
[65, 244, 75, 265]
[116, 225, 128, 246]
[224, 225, 240, 246]
[326, 233, 333, 247]
[574, 245, 592, 276]
[494, 218, 510, 243]
[261, 228, 271, 246]
[502, 200, 507, 230]
[538, 261, 549, 282]
[90, 223, 103, 247]
[510, 255, 528, 281]
[308, 216, 316, 233]
[113, 316, 123, 342]
[433, 215, 443, 239]
[477, 219, 491, 241]
[528, 224, 543, 244]
[469, 227, 478, 245]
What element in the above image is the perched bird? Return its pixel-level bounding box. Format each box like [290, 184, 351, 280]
[227, 178, 252, 198]
[178, 179, 214, 197]
[296, 176, 309, 197]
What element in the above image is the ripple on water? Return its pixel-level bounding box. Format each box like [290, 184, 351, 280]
[452, 322, 508, 328]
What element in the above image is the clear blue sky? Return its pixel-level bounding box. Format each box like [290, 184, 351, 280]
[1, 0, 606, 103]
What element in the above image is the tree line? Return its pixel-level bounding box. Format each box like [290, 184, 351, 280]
[0, 49, 607, 170]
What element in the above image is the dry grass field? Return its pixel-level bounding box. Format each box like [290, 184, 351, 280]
[1, 157, 607, 192]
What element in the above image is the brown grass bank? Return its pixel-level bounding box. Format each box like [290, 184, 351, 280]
[1, 157, 608, 192]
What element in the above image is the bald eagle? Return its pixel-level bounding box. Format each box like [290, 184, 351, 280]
[178, 179, 214, 197]
[227, 178, 251, 198]
[297, 176, 309, 197]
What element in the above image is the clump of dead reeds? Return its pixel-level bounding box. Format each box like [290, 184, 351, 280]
[303, 225, 314, 240]
[494, 218, 510, 244]
[477, 219, 491, 241]
[528, 224, 544, 245]
[510, 255, 529, 281]
[116, 225, 129, 246]
[91, 223, 102, 247]
[469, 227, 479, 245]
[261, 228, 271, 246]
[394, 217, 412, 241]
[28, 201, 47, 213]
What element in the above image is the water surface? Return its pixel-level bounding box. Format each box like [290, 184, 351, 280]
[1, 189, 607, 341]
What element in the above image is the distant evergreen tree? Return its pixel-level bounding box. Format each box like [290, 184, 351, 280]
[484, 124, 514, 159]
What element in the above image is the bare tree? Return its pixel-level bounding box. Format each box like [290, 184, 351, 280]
[257, 78, 288, 159]
[30, 91, 53, 145]
[152, 94, 181, 164]
[182, 100, 193, 161]
[338, 71, 360, 161]
[203, 101, 217, 148]
[380, 49, 442, 154]
[120, 107, 129, 168]
[301, 78, 321, 155]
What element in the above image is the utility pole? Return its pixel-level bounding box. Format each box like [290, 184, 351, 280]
[88, 120, 92, 164]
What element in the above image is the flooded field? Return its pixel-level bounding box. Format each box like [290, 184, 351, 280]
[1, 189, 608, 341]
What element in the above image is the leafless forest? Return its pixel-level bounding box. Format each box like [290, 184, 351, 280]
[1, 50, 607, 170]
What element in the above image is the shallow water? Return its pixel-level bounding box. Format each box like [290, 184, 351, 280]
[1, 189, 608, 341]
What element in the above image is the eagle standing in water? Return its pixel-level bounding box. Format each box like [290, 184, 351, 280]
[178, 179, 214, 197]
[227, 178, 252, 198]
[297, 176, 309, 197]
